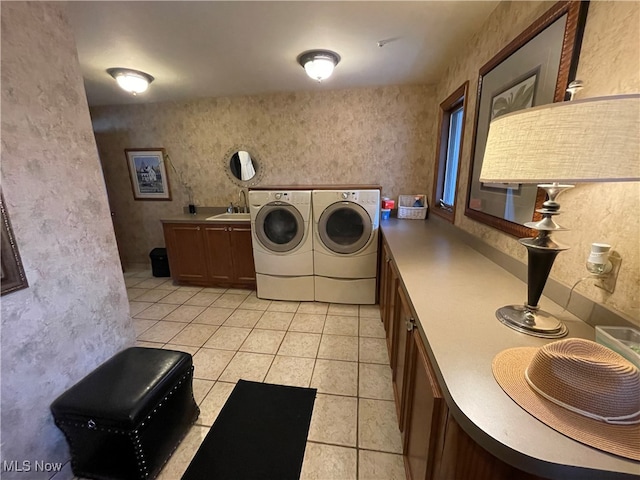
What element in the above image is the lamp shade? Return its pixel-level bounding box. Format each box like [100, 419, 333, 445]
[107, 68, 154, 94]
[480, 94, 640, 183]
[297, 50, 340, 82]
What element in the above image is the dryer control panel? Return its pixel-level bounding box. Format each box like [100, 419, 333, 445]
[338, 190, 379, 206]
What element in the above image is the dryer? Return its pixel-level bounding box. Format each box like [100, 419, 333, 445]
[312, 189, 380, 304]
[249, 190, 314, 301]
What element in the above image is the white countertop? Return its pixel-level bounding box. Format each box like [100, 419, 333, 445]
[381, 217, 639, 479]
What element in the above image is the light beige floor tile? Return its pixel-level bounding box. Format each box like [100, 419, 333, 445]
[134, 303, 180, 320]
[191, 378, 215, 405]
[212, 293, 247, 309]
[176, 285, 204, 293]
[358, 450, 406, 480]
[169, 324, 218, 347]
[132, 270, 153, 278]
[158, 290, 197, 305]
[197, 381, 235, 426]
[154, 280, 179, 291]
[328, 303, 359, 316]
[223, 309, 263, 328]
[129, 301, 154, 316]
[324, 315, 359, 336]
[300, 442, 357, 480]
[192, 348, 235, 380]
[184, 292, 222, 307]
[226, 288, 253, 296]
[264, 356, 315, 388]
[135, 288, 171, 303]
[135, 277, 169, 289]
[358, 398, 403, 453]
[137, 321, 186, 343]
[359, 317, 386, 338]
[289, 313, 326, 333]
[163, 305, 207, 323]
[192, 307, 235, 326]
[267, 300, 300, 313]
[255, 311, 294, 331]
[124, 277, 146, 288]
[310, 359, 358, 396]
[359, 305, 381, 319]
[133, 319, 158, 336]
[156, 425, 209, 480]
[127, 288, 149, 300]
[277, 332, 321, 358]
[135, 340, 164, 349]
[297, 302, 329, 314]
[359, 363, 394, 401]
[239, 294, 272, 311]
[204, 326, 251, 351]
[218, 351, 274, 383]
[162, 344, 199, 356]
[317, 335, 358, 362]
[359, 337, 390, 365]
[308, 394, 357, 447]
[200, 287, 228, 294]
[240, 329, 286, 354]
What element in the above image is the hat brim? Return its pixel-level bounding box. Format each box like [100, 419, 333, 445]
[492, 347, 640, 461]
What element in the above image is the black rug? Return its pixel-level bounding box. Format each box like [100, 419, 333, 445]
[182, 380, 317, 480]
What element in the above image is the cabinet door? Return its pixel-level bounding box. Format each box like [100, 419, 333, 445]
[403, 329, 446, 480]
[378, 239, 390, 323]
[391, 284, 412, 429]
[163, 223, 208, 282]
[203, 225, 233, 282]
[229, 225, 256, 284]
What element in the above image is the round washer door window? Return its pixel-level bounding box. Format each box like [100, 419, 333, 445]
[318, 202, 372, 254]
[255, 202, 305, 253]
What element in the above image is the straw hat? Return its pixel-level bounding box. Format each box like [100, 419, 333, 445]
[492, 338, 640, 461]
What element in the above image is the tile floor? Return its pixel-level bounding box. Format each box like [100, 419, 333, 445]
[125, 269, 405, 480]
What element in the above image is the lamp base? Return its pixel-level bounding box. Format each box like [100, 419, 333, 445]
[496, 305, 568, 339]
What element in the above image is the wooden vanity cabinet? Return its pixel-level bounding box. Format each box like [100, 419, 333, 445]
[162, 223, 209, 283]
[163, 222, 255, 288]
[379, 242, 399, 357]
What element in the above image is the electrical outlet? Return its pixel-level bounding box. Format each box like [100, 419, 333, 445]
[594, 251, 621, 293]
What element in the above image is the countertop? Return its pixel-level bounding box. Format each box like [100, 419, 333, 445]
[160, 208, 249, 224]
[380, 217, 639, 479]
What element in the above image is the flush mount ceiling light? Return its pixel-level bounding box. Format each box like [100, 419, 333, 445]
[297, 50, 341, 82]
[107, 68, 154, 95]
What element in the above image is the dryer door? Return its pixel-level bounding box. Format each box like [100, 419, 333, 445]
[254, 202, 305, 253]
[318, 202, 372, 254]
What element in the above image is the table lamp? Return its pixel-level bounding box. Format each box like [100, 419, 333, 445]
[479, 93, 640, 338]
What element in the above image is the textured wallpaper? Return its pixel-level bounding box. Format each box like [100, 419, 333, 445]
[433, 0, 640, 323]
[0, 3, 135, 477]
[91, 85, 436, 266]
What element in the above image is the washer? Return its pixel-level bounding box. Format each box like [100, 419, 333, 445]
[249, 190, 314, 301]
[312, 189, 380, 304]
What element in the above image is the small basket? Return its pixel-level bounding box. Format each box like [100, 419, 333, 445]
[398, 194, 428, 220]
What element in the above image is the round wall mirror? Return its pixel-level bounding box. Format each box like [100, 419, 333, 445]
[223, 146, 264, 187]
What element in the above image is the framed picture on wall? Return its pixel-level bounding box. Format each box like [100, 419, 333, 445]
[1, 191, 29, 296]
[125, 148, 172, 201]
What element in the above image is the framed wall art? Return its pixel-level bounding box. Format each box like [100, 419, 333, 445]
[125, 148, 172, 201]
[465, 1, 589, 238]
[1, 192, 28, 296]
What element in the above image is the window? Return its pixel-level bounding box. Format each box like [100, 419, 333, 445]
[431, 82, 468, 222]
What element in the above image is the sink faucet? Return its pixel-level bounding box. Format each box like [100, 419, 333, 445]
[227, 202, 235, 213]
[238, 189, 248, 214]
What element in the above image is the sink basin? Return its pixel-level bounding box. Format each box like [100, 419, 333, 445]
[206, 212, 251, 222]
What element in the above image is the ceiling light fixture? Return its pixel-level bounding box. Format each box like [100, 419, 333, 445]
[107, 68, 154, 95]
[297, 50, 340, 82]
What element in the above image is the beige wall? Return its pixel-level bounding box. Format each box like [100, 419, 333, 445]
[433, 0, 640, 324]
[0, 3, 134, 476]
[91, 85, 436, 265]
[92, 1, 639, 323]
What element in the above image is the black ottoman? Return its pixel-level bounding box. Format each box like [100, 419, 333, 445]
[51, 347, 199, 480]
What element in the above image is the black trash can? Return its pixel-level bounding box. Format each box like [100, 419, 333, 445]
[149, 248, 171, 277]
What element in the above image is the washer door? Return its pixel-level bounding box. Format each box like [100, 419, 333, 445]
[255, 202, 305, 253]
[318, 202, 372, 254]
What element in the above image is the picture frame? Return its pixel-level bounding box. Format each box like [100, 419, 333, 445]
[465, 1, 589, 238]
[125, 148, 172, 201]
[1, 192, 29, 296]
